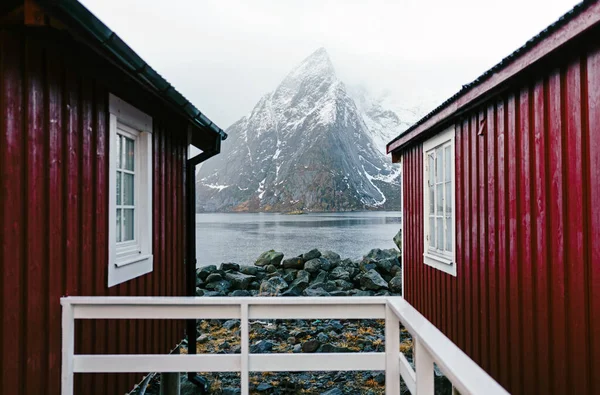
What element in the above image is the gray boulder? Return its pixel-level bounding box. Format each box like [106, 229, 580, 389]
[360, 269, 388, 290]
[303, 287, 330, 297]
[205, 279, 231, 293]
[393, 228, 402, 253]
[301, 340, 320, 353]
[197, 265, 217, 281]
[225, 271, 255, 290]
[304, 258, 322, 274]
[389, 275, 402, 294]
[239, 265, 259, 275]
[330, 266, 351, 281]
[205, 273, 223, 283]
[282, 257, 304, 270]
[321, 251, 341, 266]
[259, 276, 288, 295]
[220, 262, 240, 272]
[255, 250, 284, 267]
[302, 248, 321, 261]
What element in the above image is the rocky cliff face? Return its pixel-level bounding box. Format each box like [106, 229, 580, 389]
[197, 48, 403, 212]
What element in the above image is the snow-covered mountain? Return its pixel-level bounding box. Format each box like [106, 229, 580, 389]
[196, 48, 403, 213]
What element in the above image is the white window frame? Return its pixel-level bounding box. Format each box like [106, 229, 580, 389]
[423, 126, 456, 276]
[108, 94, 153, 287]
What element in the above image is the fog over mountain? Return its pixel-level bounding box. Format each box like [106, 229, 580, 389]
[196, 48, 406, 213]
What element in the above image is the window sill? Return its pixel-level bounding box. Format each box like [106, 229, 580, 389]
[115, 254, 152, 268]
[423, 252, 456, 276]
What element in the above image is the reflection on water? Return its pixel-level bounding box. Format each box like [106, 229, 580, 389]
[196, 211, 402, 267]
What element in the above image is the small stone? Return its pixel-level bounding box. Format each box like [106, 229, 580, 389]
[393, 229, 402, 253]
[389, 275, 402, 294]
[303, 287, 330, 297]
[205, 280, 231, 293]
[390, 264, 401, 277]
[321, 388, 343, 395]
[205, 273, 223, 283]
[301, 339, 320, 353]
[293, 344, 302, 353]
[302, 248, 321, 261]
[223, 320, 240, 330]
[202, 290, 221, 297]
[330, 290, 348, 296]
[282, 257, 305, 270]
[197, 265, 217, 281]
[360, 269, 389, 290]
[353, 290, 374, 296]
[220, 262, 240, 272]
[195, 288, 204, 296]
[196, 334, 209, 343]
[265, 264, 277, 273]
[251, 340, 274, 353]
[230, 289, 251, 297]
[221, 387, 241, 395]
[256, 382, 273, 392]
[255, 250, 284, 267]
[317, 332, 329, 343]
[239, 265, 259, 275]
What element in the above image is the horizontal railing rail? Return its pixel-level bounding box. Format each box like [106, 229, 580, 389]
[61, 296, 508, 395]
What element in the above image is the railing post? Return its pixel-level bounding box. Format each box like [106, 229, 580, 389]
[415, 338, 434, 395]
[241, 302, 249, 395]
[61, 300, 74, 395]
[385, 304, 401, 394]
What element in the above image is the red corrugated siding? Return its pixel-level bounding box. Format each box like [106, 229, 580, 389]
[0, 28, 187, 395]
[401, 42, 600, 394]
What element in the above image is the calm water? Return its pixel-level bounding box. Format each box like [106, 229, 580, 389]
[196, 211, 402, 267]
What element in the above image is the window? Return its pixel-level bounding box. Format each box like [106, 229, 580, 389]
[423, 126, 456, 276]
[108, 94, 153, 287]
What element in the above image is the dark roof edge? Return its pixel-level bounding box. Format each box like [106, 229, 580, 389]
[43, 0, 227, 141]
[387, 0, 596, 153]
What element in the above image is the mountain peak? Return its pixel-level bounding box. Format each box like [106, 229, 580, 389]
[283, 47, 336, 83]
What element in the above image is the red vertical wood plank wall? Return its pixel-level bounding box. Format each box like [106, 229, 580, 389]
[401, 42, 600, 394]
[0, 29, 188, 395]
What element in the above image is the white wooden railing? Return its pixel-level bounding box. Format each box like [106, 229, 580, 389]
[61, 296, 508, 395]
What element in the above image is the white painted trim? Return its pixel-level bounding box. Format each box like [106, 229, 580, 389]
[108, 95, 153, 288]
[423, 126, 457, 277]
[61, 296, 508, 395]
[109, 94, 152, 134]
[385, 305, 401, 394]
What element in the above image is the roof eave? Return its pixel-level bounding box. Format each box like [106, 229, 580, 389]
[38, 0, 227, 143]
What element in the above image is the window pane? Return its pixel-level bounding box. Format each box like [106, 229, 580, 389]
[124, 137, 135, 171]
[429, 185, 434, 214]
[428, 153, 435, 185]
[445, 181, 452, 215]
[116, 171, 122, 205]
[436, 183, 443, 214]
[436, 147, 443, 182]
[123, 209, 134, 241]
[116, 135, 122, 169]
[429, 216, 435, 248]
[123, 173, 134, 205]
[446, 215, 452, 252]
[116, 208, 122, 242]
[437, 217, 443, 250]
[445, 145, 451, 182]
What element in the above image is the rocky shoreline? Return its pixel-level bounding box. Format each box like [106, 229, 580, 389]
[132, 245, 451, 394]
[195, 247, 403, 298]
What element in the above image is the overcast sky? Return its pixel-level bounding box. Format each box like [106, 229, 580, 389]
[81, 0, 580, 129]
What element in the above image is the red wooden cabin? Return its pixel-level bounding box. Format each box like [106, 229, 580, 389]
[387, 1, 600, 394]
[0, 1, 225, 394]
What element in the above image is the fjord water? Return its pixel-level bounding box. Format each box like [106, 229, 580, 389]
[196, 211, 402, 267]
